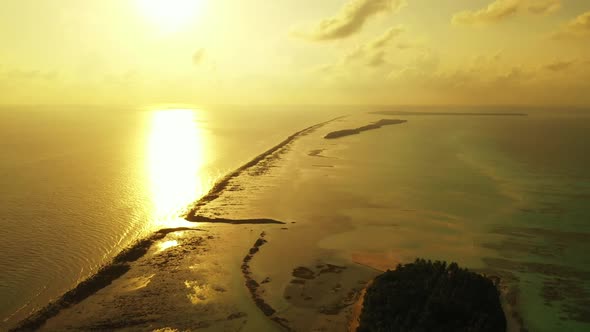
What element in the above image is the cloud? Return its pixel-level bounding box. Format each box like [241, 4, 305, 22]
[1, 68, 58, 80]
[452, 0, 560, 26]
[387, 49, 543, 91]
[544, 59, 574, 71]
[527, 0, 561, 15]
[495, 65, 535, 82]
[324, 26, 405, 70]
[367, 26, 405, 49]
[552, 11, 590, 39]
[387, 48, 440, 80]
[192, 49, 206, 65]
[395, 41, 420, 50]
[296, 0, 406, 41]
[310, 45, 590, 106]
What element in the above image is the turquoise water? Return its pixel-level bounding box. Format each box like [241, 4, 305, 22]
[315, 111, 590, 331]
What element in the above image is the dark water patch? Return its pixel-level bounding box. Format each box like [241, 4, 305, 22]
[542, 278, 590, 323]
[308, 149, 327, 158]
[492, 227, 590, 242]
[485, 226, 589, 261]
[482, 239, 565, 259]
[292, 267, 316, 280]
[536, 202, 567, 215]
[319, 264, 346, 275]
[524, 190, 590, 200]
[483, 258, 590, 280]
[484, 227, 590, 257]
[324, 119, 407, 139]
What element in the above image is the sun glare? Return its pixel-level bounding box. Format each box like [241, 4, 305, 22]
[147, 109, 209, 228]
[137, 0, 203, 33]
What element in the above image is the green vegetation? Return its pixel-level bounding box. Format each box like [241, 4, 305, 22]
[357, 259, 506, 332]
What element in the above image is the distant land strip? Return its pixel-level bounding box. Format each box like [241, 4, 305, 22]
[185, 116, 346, 218]
[370, 111, 528, 116]
[324, 119, 407, 139]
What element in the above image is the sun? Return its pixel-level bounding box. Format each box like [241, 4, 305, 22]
[136, 0, 204, 33]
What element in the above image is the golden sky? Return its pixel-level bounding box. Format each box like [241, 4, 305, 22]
[1, 0, 589, 106]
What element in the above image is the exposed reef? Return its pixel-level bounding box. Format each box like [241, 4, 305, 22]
[186, 215, 285, 224]
[186, 116, 345, 218]
[356, 259, 506, 332]
[241, 232, 293, 331]
[324, 119, 407, 139]
[371, 110, 528, 116]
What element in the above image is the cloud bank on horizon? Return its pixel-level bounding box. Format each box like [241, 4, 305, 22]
[452, 0, 561, 25]
[0, 0, 589, 106]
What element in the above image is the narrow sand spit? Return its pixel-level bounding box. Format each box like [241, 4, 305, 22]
[13, 117, 347, 331]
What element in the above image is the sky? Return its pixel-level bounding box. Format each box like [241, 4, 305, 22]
[1, 0, 589, 106]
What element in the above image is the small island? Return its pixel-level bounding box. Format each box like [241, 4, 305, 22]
[324, 119, 407, 139]
[356, 259, 506, 332]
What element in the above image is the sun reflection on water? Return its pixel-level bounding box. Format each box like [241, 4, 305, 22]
[157, 240, 179, 252]
[147, 109, 209, 228]
[184, 280, 212, 304]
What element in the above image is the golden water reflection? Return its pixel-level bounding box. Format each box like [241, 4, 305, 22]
[120, 274, 156, 292]
[184, 280, 213, 304]
[147, 109, 209, 227]
[157, 240, 179, 252]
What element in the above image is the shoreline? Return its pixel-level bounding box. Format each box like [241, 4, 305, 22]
[10, 227, 205, 331]
[10, 116, 343, 331]
[186, 116, 345, 218]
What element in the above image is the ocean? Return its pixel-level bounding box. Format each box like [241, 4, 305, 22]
[316, 111, 590, 331]
[0, 105, 337, 328]
[1, 105, 589, 331]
